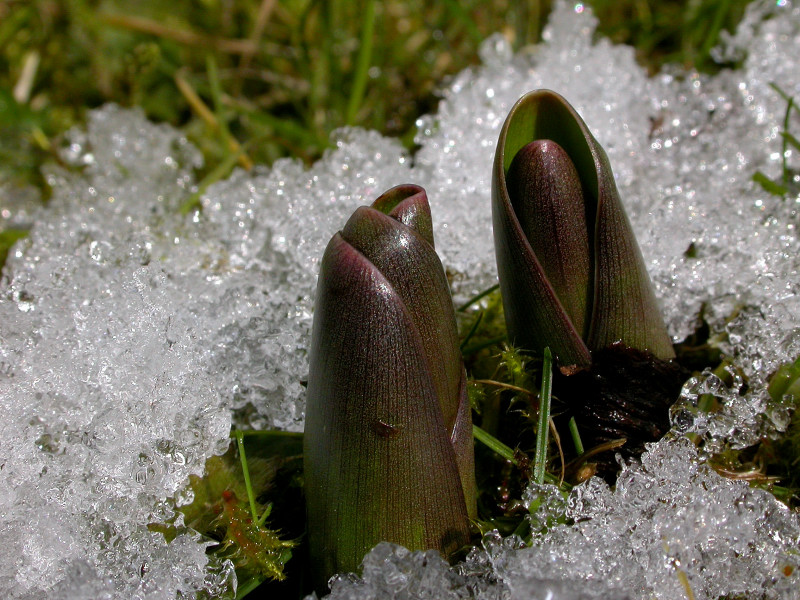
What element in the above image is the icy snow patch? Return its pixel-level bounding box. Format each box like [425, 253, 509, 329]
[1, 0, 800, 597]
[325, 440, 800, 600]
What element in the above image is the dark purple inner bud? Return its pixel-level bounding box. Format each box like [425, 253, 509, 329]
[506, 139, 593, 338]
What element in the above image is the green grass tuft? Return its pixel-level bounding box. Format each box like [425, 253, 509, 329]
[0, 1, 754, 201]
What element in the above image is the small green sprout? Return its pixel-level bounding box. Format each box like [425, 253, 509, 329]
[752, 84, 800, 198]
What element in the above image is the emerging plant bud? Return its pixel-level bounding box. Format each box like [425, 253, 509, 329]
[304, 185, 475, 591]
[492, 89, 675, 369]
[492, 90, 682, 475]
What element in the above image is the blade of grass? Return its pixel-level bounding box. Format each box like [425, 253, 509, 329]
[240, 0, 278, 74]
[234, 430, 259, 523]
[780, 95, 795, 185]
[769, 83, 800, 115]
[472, 424, 519, 465]
[533, 347, 553, 485]
[752, 171, 788, 197]
[236, 576, 266, 600]
[175, 69, 253, 170]
[472, 378, 534, 397]
[205, 54, 259, 169]
[233, 100, 327, 150]
[696, 0, 731, 67]
[568, 416, 584, 455]
[257, 503, 273, 528]
[568, 438, 627, 467]
[206, 54, 225, 116]
[345, 0, 377, 126]
[457, 283, 500, 312]
[663, 541, 697, 600]
[461, 335, 506, 356]
[175, 69, 216, 124]
[521, 0, 543, 46]
[473, 423, 564, 487]
[782, 131, 800, 153]
[101, 13, 258, 55]
[308, 0, 332, 121]
[206, 54, 235, 151]
[459, 311, 484, 350]
[12, 50, 39, 104]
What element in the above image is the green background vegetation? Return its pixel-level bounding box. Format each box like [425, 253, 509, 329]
[0, 0, 752, 199]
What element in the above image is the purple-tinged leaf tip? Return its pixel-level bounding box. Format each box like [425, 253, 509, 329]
[372, 184, 435, 247]
[507, 140, 592, 339]
[341, 205, 463, 433]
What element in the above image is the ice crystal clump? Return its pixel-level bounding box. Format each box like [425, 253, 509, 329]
[2, 0, 800, 597]
[325, 439, 799, 600]
[494, 438, 800, 599]
[501, 438, 800, 600]
[323, 543, 480, 600]
[0, 106, 231, 598]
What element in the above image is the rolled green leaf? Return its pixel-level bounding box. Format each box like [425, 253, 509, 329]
[305, 185, 474, 591]
[492, 90, 675, 367]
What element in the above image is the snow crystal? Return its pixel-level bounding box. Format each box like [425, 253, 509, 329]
[498, 438, 800, 600]
[0, 106, 231, 599]
[325, 438, 800, 600]
[2, 0, 800, 597]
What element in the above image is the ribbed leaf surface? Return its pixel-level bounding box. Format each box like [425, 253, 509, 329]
[493, 90, 675, 366]
[341, 206, 464, 436]
[506, 140, 591, 338]
[305, 234, 470, 589]
[586, 148, 675, 359]
[449, 368, 477, 518]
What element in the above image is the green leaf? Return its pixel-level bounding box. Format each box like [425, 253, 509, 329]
[753, 171, 788, 197]
[0, 228, 29, 269]
[533, 348, 553, 485]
